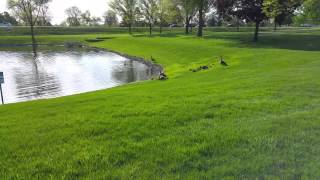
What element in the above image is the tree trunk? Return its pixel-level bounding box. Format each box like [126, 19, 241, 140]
[274, 22, 277, 31]
[237, 18, 240, 32]
[197, 1, 204, 37]
[160, 19, 162, 34]
[149, 23, 152, 35]
[129, 23, 132, 34]
[30, 22, 37, 53]
[253, 21, 260, 42]
[185, 14, 189, 34]
[30, 25, 36, 44]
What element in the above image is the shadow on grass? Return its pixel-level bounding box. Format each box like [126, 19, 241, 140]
[132, 33, 181, 38]
[131, 29, 320, 52]
[203, 32, 320, 52]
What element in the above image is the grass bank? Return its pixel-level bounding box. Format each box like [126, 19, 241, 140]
[0, 29, 320, 179]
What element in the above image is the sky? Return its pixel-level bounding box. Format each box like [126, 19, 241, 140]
[0, 0, 111, 25]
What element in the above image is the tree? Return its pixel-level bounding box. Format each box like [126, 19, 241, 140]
[174, 0, 197, 34]
[215, 0, 235, 16]
[303, 0, 320, 23]
[0, 12, 18, 25]
[89, 17, 102, 26]
[263, 0, 303, 30]
[81, 10, 92, 25]
[65, 6, 82, 26]
[65, 8, 101, 26]
[110, 0, 139, 34]
[37, 4, 51, 26]
[103, 10, 118, 26]
[156, 0, 180, 33]
[157, 0, 168, 33]
[232, 0, 267, 42]
[8, 0, 51, 48]
[140, 0, 158, 35]
[215, 0, 242, 31]
[263, 0, 281, 30]
[166, 1, 183, 25]
[194, 0, 213, 37]
[206, 12, 219, 26]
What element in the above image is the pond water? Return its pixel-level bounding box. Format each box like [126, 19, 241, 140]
[0, 51, 155, 104]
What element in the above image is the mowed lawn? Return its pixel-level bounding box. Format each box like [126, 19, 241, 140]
[0, 29, 320, 179]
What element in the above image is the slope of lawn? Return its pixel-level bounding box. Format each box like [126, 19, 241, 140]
[0, 29, 320, 179]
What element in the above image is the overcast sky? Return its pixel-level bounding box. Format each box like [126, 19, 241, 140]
[0, 0, 111, 25]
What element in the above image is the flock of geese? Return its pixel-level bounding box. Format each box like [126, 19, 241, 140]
[154, 55, 229, 80]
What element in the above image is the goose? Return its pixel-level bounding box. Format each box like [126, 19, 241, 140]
[151, 56, 156, 62]
[220, 56, 228, 66]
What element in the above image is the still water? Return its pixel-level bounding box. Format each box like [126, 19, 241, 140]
[0, 51, 154, 104]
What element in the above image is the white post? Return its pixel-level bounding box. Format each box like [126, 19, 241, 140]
[0, 83, 3, 105]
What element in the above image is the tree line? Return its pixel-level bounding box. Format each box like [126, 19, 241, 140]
[2, 0, 320, 45]
[107, 0, 308, 41]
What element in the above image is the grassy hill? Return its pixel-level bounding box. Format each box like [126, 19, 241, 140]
[0, 29, 320, 179]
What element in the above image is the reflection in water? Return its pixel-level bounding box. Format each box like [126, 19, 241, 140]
[112, 60, 152, 83]
[14, 52, 61, 100]
[0, 51, 153, 104]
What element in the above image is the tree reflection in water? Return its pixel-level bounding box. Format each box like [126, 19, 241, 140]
[0, 50, 156, 104]
[14, 49, 61, 101]
[112, 60, 152, 83]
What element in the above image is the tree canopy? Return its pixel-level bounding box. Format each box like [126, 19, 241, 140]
[140, 0, 159, 35]
[263, 0, 303, 29]
[110, 0, 140, 34]
[303, 0, 320, 23]
[8, 0, 52, 47]
[0, 11, 18, 25]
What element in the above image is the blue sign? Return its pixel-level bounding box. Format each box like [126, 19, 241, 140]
[0, 72, 3, 84]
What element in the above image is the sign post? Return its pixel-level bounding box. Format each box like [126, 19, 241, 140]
[0, 72, 4, 105]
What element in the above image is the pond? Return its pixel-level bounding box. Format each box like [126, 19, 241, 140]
[0, 51, 158, 104]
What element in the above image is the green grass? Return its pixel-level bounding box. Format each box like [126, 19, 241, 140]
[0, 28, 320, 179]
